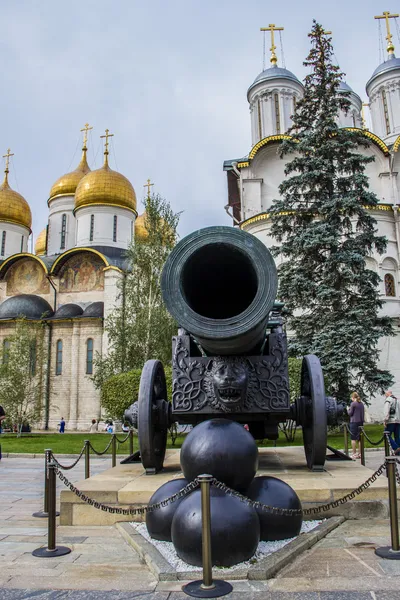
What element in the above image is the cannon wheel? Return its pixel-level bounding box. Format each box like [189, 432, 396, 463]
[138, 360, 170, 475]
[300, 355, 327, 472]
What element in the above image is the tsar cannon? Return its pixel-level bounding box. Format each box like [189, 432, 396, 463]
[125, 226, 342, 474]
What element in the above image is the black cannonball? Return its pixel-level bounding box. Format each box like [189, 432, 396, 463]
[171, 487, 260, 567]
[180, 419, 258, 492]
[146, 478, 189, 541]
[246, 476, 302, 541]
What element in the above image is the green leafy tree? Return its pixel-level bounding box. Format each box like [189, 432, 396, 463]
[94, 193, 180, 389]
[270, 21, 394, 404]
[0, 319, 47, 433]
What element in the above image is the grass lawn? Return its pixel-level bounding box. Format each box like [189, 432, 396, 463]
[0, 423, 386, 456]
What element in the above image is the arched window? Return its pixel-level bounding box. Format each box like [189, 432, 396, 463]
[257, 98, 262, 140]
[1, 231, 6, 256]
[86, 338, 94, 374]
[55, 340, 63, 375]
[20, 235, 24, 253]
[385, 273, 396, 297]
[274, 93, 280, 134]
[30, 340, 36, 376]
[113, 215, 118, 242]
[90, 215, 94, 242]
[60, 214, 67, 249]
[382, 89, 390, 135]
[3, 339, 10, 364]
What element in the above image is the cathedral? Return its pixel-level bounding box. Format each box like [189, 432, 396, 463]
[0, 127, 149, 430]
[224, 15, 400, 420]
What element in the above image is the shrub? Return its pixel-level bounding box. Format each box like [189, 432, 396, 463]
[288, 357, 302, 403]
[101, 366, 172, 421]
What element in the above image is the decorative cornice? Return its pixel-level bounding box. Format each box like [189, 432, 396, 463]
[344, 127, 390, 155]
[393, 135, 400, 153]
[240, 204, 395, 228]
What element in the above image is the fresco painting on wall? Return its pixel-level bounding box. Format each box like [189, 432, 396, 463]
[6, 259, 50, 296]
[59, 253, 104, 293]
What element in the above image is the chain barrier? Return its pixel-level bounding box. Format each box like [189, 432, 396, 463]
[50, 446, 86, 471]
[114, 432, 131, 444]
[360, 427, 384, 446]
[54, 460, 390, 518]
[54, 465, 199, 515]
[87, 437, 113, 456]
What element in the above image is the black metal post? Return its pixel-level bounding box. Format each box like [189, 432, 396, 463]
[33, 449, 59, 518]
[182, 475, 233, 598]
[32, 460, 71, 557]
[112, 434, 117, 468]
[84, 440, 90, 479]
[359, 428, 365, 466]
[343, 425, 349, 456]
[384, 434, 390, 478]
[129, 429, 134, 456]
[375, 456, 400, 559]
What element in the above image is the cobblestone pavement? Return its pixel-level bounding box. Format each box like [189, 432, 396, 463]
[0, 450, 399, 599]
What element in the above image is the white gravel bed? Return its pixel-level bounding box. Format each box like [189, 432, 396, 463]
[131, 519, 322, 573]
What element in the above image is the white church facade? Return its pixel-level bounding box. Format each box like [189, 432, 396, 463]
[0, 129, 150, 430]
[224, 21, 400, 421]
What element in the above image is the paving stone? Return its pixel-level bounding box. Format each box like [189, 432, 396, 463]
[319, 593, 375, 599]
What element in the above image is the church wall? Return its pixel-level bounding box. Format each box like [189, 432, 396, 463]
[48, 322, 73, 429]
[367, 73, 400, 145]
[75, 205, 134, 249]
[0, 223, 30, 259]
[47, 195, 76, 254]
[48, 319, 102, 431]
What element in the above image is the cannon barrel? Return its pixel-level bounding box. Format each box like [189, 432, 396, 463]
[161, 226, 278, 355]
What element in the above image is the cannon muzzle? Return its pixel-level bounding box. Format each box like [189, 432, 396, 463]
[161, 226, 278, 355]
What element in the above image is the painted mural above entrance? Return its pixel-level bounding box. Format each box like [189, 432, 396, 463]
[58, 252, 105, 293]
[6, 258, 50, 296]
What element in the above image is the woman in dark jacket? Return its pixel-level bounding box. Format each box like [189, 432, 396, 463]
[348, 392, 365, 460]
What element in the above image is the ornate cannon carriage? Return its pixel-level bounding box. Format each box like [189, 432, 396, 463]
[126, 226, 341, 474]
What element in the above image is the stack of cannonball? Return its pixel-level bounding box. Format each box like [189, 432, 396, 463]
[146, 418, 302, 567]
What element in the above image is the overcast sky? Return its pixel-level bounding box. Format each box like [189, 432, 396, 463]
[1, 0, 396, 244]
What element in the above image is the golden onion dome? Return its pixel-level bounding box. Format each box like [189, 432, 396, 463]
[0, 170, 32, 231]
[134, 212, 149, 241]
[35, 228, 47, 256]
[74, 152, 136, 213]
[49, 147, 90, 202]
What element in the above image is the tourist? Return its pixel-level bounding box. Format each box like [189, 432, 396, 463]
[0, 404, 5, 434]
[58, 417, 65, 434]
[89, 419, 98, 433]
[347, 392, 364, 460]
[383, 390, 400, 454]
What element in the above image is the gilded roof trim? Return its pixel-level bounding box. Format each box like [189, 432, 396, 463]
[73, 202, 137, 216]
[0, 253, 48, 278]
[344, 128, 390, 155]
[50, 247, 110, 275]
[248, 135, 293, 161]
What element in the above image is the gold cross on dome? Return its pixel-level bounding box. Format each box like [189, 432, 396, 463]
[100, 128, 114, 155]
[2, 148, 13, 172]
[375, 11, 399, 55]
[80, 123, 93, 147]
[260, 24, 284, 65]
[144, 178, 154, 198]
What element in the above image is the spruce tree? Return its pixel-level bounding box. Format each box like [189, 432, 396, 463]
[270, 21, 394, 404]
[93, 193, 180, 387]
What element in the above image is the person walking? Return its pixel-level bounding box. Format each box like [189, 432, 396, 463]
[89, 419, 98, 433]
[58, 417, 65, 434]
[383, 390, 400, 454]
[348, 392, 364, 460]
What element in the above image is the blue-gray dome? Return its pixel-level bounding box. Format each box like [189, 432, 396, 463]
[366, 54, 400, 89]
[248, 64, 301, 96]
[81, 302, 104, 318]
[0, 294, 54, 320]
[52, 303, 83, 319]
[339, 81, 353, 92]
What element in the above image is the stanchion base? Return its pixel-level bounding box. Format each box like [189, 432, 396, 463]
[375, 546, 400, 560]
[182, 579, 233, 598]
[32, 511, 60, 518]
[32, 546, 71, 558]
